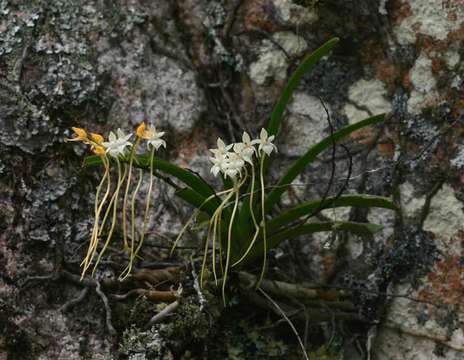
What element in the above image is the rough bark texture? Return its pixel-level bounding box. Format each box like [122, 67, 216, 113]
[1, 0, 464, 359]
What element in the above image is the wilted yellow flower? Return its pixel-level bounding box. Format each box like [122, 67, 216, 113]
[67, 127, 88, 142]
[90, 133, 104, 145]
[92, 145, 106, 156]
[136, 122, 146, 138]
[136, 122, 166, 150]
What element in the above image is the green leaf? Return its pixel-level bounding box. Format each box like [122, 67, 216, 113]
[237, 221, 383, 265]
[267, 37, 340, 137]
[233, 38, 341, 255]
[83, 155, 105, 167]
[234, 177, 260, 248]
[267, 194, 396, 232]
[233, 194, 259, 258]
[265, 113, 385, 212]
[221, 174, 233, 190]
[270, 221, 383, 245]
[135, 155, 215, 199]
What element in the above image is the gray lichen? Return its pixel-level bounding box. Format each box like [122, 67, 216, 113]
[0, 0, 104, 153]
[223, 320, 289, 359]
[119, 297, 213, 359]
[120, 327, 174, 360]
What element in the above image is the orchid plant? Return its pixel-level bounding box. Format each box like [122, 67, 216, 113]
[73, 38, 397, 303]
[67, 123, 165, 280]
[172, 128, 279, 300]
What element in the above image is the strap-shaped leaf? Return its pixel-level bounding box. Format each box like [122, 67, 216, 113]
[269, 221, 383, 245]
[234, 37, 341, 255]
[268, 194, 396, 232]
[84, 155, 215, 200]
[267, 37, 340, 137]
[83, 155, 106, 167]
[135, 154, 215, 199]
[235, 221, 383, 265]
[234, 196, 251, 243]
[265, 114, 385, 211]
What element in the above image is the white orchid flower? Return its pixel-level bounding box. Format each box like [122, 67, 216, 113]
[102, 128, 133, 157]
[233, 132, 256, 164]
[223, 152, 245, 179]
[253, 128, 277, 156]
[227, 152, 245, 171]
[210, 138, 233, 158]
[224, 167, 239, 179]
[210, 153, 228, 177]
[209, 137, 250, 179]
[136, 122, 166, 150]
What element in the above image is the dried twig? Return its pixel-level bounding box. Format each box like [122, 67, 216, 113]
[112, 288, 179, 302]
[146, 300, 180, 328]
[146, 285, 183, 327]
[131, 267, 182, 284]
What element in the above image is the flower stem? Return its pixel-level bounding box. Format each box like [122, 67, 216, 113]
[119, 168, 143, 280]
[249, 163, 259, 228]
[131, 169, 144, 251]
[97, 163, 127, 238]
[257, 153, 267, 287]
[231, 225, 260, 267]
[122, 139, 140, 252]
[131, 146, 155, 263]
[217, 210, 224, 276]
[211, 206, 221, 284]
[200, 190, 235, 287]
[170, 188, 232, 257]
[221, 180, 240, 305]
[231, 163, 261, 267]
[91, 158, 127, 276]
[199, 174, 247, 287]
[81, 155, 111, 278]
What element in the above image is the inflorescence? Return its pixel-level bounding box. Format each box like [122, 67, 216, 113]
[67, 123, 165, 280]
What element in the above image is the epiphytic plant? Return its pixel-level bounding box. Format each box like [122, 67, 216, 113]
[67, 124, 166, 280]
[76, 38, 396, 302]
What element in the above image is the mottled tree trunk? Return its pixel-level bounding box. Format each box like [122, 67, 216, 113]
[1, 0, 463, 359]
